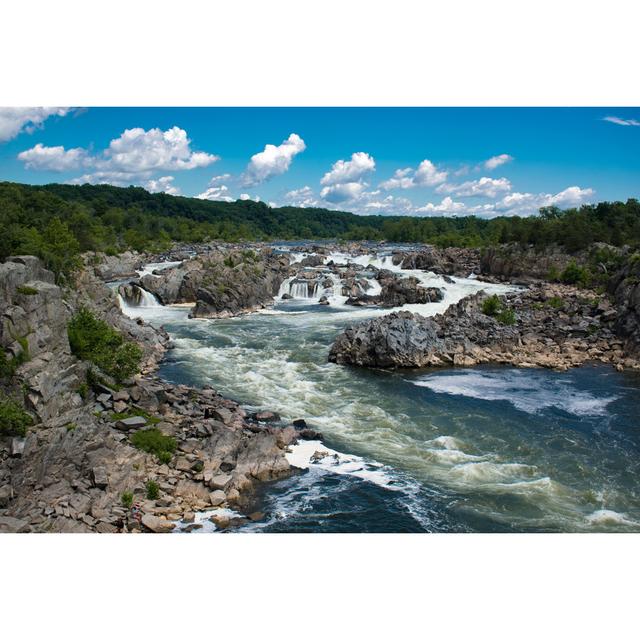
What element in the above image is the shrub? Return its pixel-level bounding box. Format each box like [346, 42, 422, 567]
[77, 382, 89, 400]
[130, 428, 176, 462]
[145, 480, 160, 500]
[547, 266, 560, 282]
[16, 285, 39, 296]
[545, 296, 565, 309]
[109, 408, 160, 425]
[497, 309, 516, 325]
[68, 307, 142, 383]
[482, 294, 502, 316]
[0, 395, 34, 437]
[121, 490, 134, 508]
[158, 451, 172, 465]
[560, 261, 589, 286]
[65, 423, 77, 432]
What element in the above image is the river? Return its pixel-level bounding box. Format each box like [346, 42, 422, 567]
[117, 247, 640, 532]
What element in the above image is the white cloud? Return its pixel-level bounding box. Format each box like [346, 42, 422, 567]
[416, 196, 467, 216]
[240, 193, 260, 202]
[363, 195, 414, 214]
[495, 186, 595, 215]
[67, 171, 139, 187]
[380, 159, 447, 189]
[320, 181, 366, 203]
[484, 153, 513, 170]
[22, 125, 219, 191]
[603, 116, 640, 127]
[321, 152, 375, 186]
[436, 176, 512, 198]
[103, 126, 218, 173]
[242, 133, 305, 186]
[284, 185, 320, 208]
[207, 173, 231, 186]
[0, 107, 72, 143]
[17, 143, 90, 171]
[144, 175, 181, 196]
[196, 184, 233, 202]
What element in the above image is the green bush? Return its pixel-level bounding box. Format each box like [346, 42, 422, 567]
[158, 451, 172, 465]
[121, 490, 134, 508]
[546, 296, 565, 309]
[145, 480, 160, 500]
[482, 294, 502, 316]
[130, 428, 176, 462]
[0, 395, 34, 437]
[16, 285, 39, 296]
[547, 266, 560, 282]
[560, 261, 589, 286]
[496, 309, 516, 325]
[68, 307, 142, 383]
[109, 408, 160, 424]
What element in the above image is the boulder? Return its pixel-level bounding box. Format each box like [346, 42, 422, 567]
[91, 467, 109, 489]
[141, 514, 175, 533]
[209, 490, 226, 506]
[114, 416, 147, 431]
[209, 473, 232, 490]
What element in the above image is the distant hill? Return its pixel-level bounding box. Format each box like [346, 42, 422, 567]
[1, 180, 638, 279]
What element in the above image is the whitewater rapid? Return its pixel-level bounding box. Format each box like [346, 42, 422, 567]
[116, 249, 640, 532]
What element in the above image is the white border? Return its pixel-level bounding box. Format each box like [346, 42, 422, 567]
[1, 1, 639, 637]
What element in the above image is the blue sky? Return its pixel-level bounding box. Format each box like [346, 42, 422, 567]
[0, 107, 638, 217]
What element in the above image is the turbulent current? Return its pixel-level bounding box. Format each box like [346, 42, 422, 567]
[118, 248, 640, 533]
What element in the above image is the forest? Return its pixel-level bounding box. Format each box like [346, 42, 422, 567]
[1, 181, 639, 279]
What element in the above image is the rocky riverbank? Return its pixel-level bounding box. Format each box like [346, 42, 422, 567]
[0, 255, 319, 533]
[329, 282, 640, 371]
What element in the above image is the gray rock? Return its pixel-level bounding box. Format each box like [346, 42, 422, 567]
[209, 490, 226, 506]
[114, 416, 147, 431]
[141, 514, 176, 533]
[92, 467, 109, 489]
[0, 516, 30, 533]
[0, 485, 13, 508]
[209, 473, 232, 490]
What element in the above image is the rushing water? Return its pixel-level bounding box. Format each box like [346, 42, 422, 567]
[118, 249, 640, 533]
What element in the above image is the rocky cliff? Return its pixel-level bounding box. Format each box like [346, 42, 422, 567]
[329, 283, 636, 371]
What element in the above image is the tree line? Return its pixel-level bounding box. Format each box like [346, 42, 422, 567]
[1, 181, 638, 280]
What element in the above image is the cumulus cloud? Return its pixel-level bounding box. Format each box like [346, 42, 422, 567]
[240, 193, 261, 202]
[484, 153, 513, 170]
[21, 125, 219, 191]
[284, 186, 320, 208]
[242, 133, 305, 186]
[436, 176, 512, 198]
[495, 186, 595, 215]
[103, 126, 218, 174]
[321, 152, 375, 186]
[603, 116, 640, 127]
[380, 159, 447, 189]
[0, 107, 73, 143]
[320, 181, 367, 203]
[17, 143, 90, 171]
[144, 175, 181, 196]
[415, 196, 467, 216]
[196, 185, 233, 201]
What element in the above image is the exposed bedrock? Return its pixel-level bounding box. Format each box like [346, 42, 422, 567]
[329, 284, 638, 371]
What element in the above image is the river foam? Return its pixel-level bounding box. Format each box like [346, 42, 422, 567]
[411, 369, 618, 417]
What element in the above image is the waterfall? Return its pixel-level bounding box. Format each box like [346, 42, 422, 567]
[290, 280, 318, 299]
[117, 284, 162, 315]
[137, 287, 161, 307]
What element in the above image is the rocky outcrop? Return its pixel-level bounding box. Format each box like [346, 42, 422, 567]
[608, 254, 640, 353]
[377, 271, 443, 307]
[1, 371, 315, 533]
[73, 265, 169, 372]
[0, 256, 85, 421]
[393, 247, 480, 277]
[92, 251, 142, 280]
[330, 284, 637, 371]
[189, 250, 291, 318]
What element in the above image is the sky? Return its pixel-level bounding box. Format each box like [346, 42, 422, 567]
[0, 107, 638, 218]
